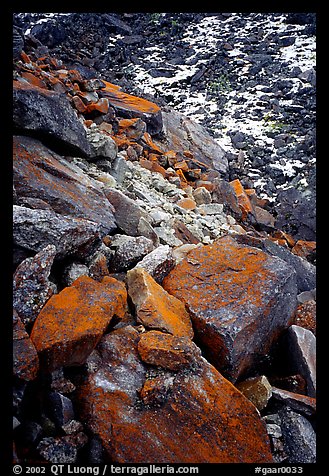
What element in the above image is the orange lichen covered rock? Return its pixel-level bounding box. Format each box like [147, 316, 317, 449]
[229, 178, 254, 220]
[292, 240, 316, 261]
[30, 275, 127, 371]
[176, 197, 197, 210]
[76, 326, 273, 463]
[137, 330, 200, 371]
[126, 268, 193, 338]
[162, 235, 297, 381]
[293, 300, 316, 335]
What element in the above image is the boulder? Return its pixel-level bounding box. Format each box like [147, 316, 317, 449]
[13, 206, 101, 260]
[279, 407, 316, 463]
[13, 81, 92, 156]
[271, 387, 316, 417]
[13, 136, 117, 235]
[85, 126, 118, 160]
[163, 235, 297, 381]
[133, 245, 176, 283]
[30, 275, 127, 371]
[126, 268, 193, 338]
[13, 245, 57, 326]
[109, 235, 154, 272]
[75, 326, 273, 463]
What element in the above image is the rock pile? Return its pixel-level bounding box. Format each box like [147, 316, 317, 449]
[13, 13, 316, 465]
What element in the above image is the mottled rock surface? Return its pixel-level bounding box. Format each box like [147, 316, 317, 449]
[76, 326, 273, 463]
[163, 235, 297, 381]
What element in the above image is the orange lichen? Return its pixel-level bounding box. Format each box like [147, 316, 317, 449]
[102, 82, 161, 114]
[229, 178, 254, 220]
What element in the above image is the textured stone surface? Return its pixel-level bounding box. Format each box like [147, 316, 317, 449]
[127, 268, 193, 338]
[109, 235, 154, 271]
[13, 81, 92, 156]
[287, 325, 316, 397]
[236, 375, 272, 411]
[13, 205, 101, 260]
[293, 300, 316, 335]
[137, 330, 201, 371]
[133, 245, 176, 283]
[13, 136, 117, 235]
[30, 275, 127, 371]
[13, 245, 57, 326]
[163, 235, 297, 381]
[76, 326, 273, 463]
[271, 387, 316, 416]
[279, 407, 316, 463]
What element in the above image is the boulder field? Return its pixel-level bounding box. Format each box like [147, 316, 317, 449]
[12, 13, 316, 466]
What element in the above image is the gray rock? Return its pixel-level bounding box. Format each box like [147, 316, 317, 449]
[37, 436, 78, 463]
[13, 136, 117, 235]
[280, 407, 316, 463]
[109, 235, 154, 271]
[85, 126, 118, 160]
[105, 188, 150, 236]
[62, 262, 90, 287]
[13, 310, 39, 381]
[13, 82, 92, 156]
[13, 205, 101, 260]
[192, 186, 212, 205]
[287, 325, 316, 397]
[134, 245, 176, 283]
[13, 245, 57, 326]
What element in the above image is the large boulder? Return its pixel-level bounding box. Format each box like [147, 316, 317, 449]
[75, 326, 273, 463]
[13, 81, 92, 156]
[163, 235, 298, 382]
[13, 136, 117, 235]
[30, 275, 127, 371]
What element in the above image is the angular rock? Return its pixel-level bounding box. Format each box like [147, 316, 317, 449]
[85, 126, 118, 160]
[236, 375, 272, 411]
[192, 186, 212, 205]
[109, 235, 154, 272]
[105, 188, 150, 236]
[88, 252, 110, 282]
[137, 330, 201, 371]
[13, 136, 117, 235]
[47, 392, 75, 427]
[126, 268, 193, 338]
[13, 245, 57, 326]
[76, 326, 273, 463]
[133, 245, 176, 283]
[13, 310, 39, 381]
[271, 387, 316, 416]
[212, 178, 242, 218]
[286, 325, 316, 397]
[37, 436, 78, 463]
[163, 235, 297, 381]
[30, 275, 127, 371]
[101, 81, 163, 135]
[279, 407, 316, 463]
[13, 206, 101, 260]
[229, 179, 254, 220]
[62, 262, 90, 287]
[13, 81, 92, 156]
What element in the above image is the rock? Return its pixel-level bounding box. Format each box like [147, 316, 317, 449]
[13, 310, 39, 381]
[156, 108, 228, 174]
[133, 245, 176, 283]
[234, 234, 316, 293]
[37, 436, 78, 463]
[50, 369, 76, 394]
[254, 205, 276, 229]
[236, 375, 272, 411]
[192, 186, 212, 205]
[13, 81, 92, 156]
[105, 188, 150, 236]
[13, 245, 57, 326]
[13, 205, 101, 260]
[76, 326, 273, 463]
[293, 300, 316, 335]
[109, 235, 154, 271]
[101, 81, 163, 135]
[162, 235, 297, 381]
[85, 125, 118, 160]
[13, 136, 117, 235]
[292, 240, 316, 262]
[88, 252, 110, 282]
[137, 330, 201, 371]
[286, 325, 316, 397]
[279, 407, 316, 463]
[13, 27, 24, 59]
[47, 392, 74, 428]
[269, 374, 307, 395]
[297, 289, 316, 304]
[30, 275, 127, 371]
[212, 178, 242, 218]
[62, 262, 90, 287]
[126, 268, 193, 338]
[229, 179, 254, 221]
[197, 203, 224, 215]
[271, 387, 316, 417]
[176, 197, 197, 210]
